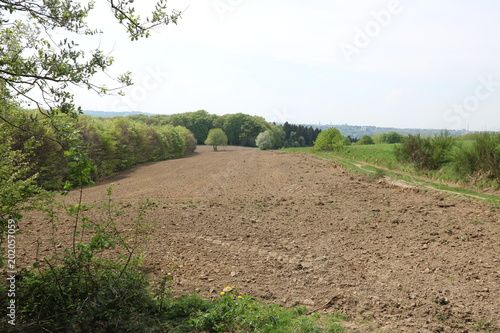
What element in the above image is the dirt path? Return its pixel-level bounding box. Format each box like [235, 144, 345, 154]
[21, 146, 500, 332]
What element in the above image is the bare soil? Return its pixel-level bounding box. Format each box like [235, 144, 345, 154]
[19, 146, 500, 332]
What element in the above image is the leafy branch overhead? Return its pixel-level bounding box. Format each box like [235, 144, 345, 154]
[0, 0, 182, 116]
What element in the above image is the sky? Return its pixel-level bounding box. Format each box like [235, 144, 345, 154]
[72, 0, 500, 131]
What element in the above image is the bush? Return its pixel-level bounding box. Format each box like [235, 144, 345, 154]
[453, 132, 500, 182]
[314, 128, 346, 151]
[394, 132, 454, 170]
[11, 187, 160, 332]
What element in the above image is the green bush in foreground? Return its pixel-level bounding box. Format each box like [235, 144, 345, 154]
[6, 185, 158, 332]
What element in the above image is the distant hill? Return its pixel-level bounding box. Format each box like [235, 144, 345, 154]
[82, 110, 156, 118]
[308, 124, 469, 138]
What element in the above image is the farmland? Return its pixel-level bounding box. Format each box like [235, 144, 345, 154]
[18, 145, 500, 332]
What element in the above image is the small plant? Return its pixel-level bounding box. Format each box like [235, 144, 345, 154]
[469, 319, 494, 332]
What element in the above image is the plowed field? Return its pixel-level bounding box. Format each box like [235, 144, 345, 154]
[20, 146, 500, 332]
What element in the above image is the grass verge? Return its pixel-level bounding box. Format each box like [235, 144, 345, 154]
[282, 147, 500, 204]
[163, 288, 346, 333]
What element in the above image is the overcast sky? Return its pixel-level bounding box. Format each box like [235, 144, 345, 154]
[73, 0, 500, 131]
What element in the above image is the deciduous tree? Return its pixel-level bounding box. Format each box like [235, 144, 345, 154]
[314, 127, 346, 151]
[0, 0, 181, 118]
[205, 128, 228, 151]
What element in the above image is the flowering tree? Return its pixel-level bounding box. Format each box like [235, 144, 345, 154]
[256, 130, 273, 150]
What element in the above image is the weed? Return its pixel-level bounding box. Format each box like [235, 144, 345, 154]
[469, 319, 494, 332]
[436, 314, 449, 321]
[469, 219, 484, 225]
[179, 287, 346, 333]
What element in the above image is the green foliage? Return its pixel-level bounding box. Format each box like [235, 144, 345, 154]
[166, 110, 215, 144]
[282, 122, 321, 147]
[0, 140, 43, 251]
[63, 147, 96, 194]
[0, 108, 68, 189]
[13, 187, 159, 332]
[394, 132, 455, 170]
[217, 113, 265, 146]
[314, 128, 346, 152]
[0, 1, 181, 116]
[175, 126, 197, 155]
[0, 110, 196, 189]
[268, 123, 287, 149]
[164, 288, 345, 333]
[357, 135, 375, 145]
[205, 128, 228, 151]
[373, 131, 406, 144]
[256, 130, 273, 150]
[136, 111, 321, 149]
[453, 132, 500, 183]
[239, 115, 269, 147]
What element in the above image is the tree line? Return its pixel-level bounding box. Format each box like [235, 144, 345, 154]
[0, 108, 196, 190]
[128, 110, 321, 149]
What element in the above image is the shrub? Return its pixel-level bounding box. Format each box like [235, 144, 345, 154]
[453, 132, 500, 182]
[314, 128, 346, 151]
[13, 187, 159, 332]
[394, 132, 454, 170]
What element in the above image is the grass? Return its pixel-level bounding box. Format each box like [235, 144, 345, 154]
[281, 145, 500, 204]
[162, 289, 347, 332]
